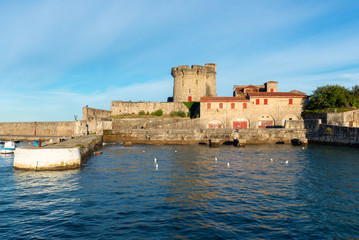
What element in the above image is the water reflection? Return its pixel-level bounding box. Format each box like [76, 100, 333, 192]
[1, 143, 359, 239]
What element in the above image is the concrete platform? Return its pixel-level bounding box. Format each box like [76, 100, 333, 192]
[13, 135, 102, 171]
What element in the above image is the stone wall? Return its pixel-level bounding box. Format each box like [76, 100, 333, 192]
[0, 121, 75, 136]
[82, 107, 111, 120]
[285, 119, 321, 132]
[303, 110, 359, 127]
[308, 124, 359, 146]
[112, 118, 200, 130]
[103, 128, 307, 145]
[111, 101, 189, 116]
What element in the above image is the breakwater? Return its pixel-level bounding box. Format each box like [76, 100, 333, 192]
[13, 135, 103, 170]
[103, 128, 307, 145]
[308, 124, 359, 146]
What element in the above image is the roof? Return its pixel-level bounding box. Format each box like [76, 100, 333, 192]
[200, 96, 249, 102]
[247, 92, 308, 98]
[234, 84, 264, 89]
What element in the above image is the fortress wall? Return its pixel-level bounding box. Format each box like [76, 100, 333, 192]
[0, 121, 75, 137]
[303, 110, 359, 126]
[110, 101, 189, 116]
[285, 119, 321, 132]
[103, 128, 307, 145]
[112, 118, 200, 130]
[83, 107, 111, 120]
[308, 124, 359, 146]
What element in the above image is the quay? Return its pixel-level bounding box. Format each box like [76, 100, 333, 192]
[13, 135, 102, 171]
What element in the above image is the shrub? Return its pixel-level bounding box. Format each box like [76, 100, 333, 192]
[154, 109, 163, 116]
[170, 111, 186, 118]
[325, 127, 333, 135]
[138, 110, 145, 115]
[177, 111, 186, 118]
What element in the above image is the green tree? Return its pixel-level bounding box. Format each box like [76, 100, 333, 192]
[306, 85, 353, 110]
[351, 85, 359, 108]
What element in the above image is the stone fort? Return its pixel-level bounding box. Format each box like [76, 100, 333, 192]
[1, 62, 358, 147]
[105, 63, 309, 130]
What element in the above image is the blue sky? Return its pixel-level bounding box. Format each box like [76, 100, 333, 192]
[1, 0, 359, 122]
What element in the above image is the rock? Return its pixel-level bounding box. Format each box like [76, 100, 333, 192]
[124, 141, 132, 147]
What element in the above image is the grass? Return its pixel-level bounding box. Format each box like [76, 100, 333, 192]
[109, 114, 189, 119]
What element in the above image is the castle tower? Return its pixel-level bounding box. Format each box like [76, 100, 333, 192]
[171, 63, 217, 102]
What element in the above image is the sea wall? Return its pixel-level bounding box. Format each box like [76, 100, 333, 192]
[0, 121, 75, 137]
[13, 135, 102, 170]
[111, 101, 189, 116]
[103, 128, 307, 145]
[308, 124, 359, 146]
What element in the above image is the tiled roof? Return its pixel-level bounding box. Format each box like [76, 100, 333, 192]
[200, 96, 249, 102]
[247, 92, 308, 98]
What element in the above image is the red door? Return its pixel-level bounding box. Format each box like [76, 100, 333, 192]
[233, 121, 247, 129]
[258, 120, 273, 128]
[188, 96, 192, 101]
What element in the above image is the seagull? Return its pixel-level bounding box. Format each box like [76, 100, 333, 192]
[155, 164, 158, 170]
[270, 158, 273, 162]
[174, 150, 177, 153]
[154, 158, 157, 163]
[215, 157, 218, 162]
[227, 162, 230, 167]
[285, 160, 289, 164]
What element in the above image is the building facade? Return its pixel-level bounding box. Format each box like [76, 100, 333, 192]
[201, 85, 309, 129]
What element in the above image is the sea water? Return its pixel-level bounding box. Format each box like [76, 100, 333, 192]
[1, 144, 359, 239]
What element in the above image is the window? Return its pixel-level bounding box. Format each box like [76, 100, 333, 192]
[256, 99, 260, 105]
[196, 79, 198, 84]
[189, 88, 191, 93]
[264, 99, 268, 105]
[207, 103, 211, 109]
[243, 103, 247, 109]
[231, 103, 235, 109]
[289, 99, 293, 105]
[219, 103, 223, 109]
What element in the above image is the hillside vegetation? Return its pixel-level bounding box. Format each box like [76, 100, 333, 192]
[304, 85, 359, 113]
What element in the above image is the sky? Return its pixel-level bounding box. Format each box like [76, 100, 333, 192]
[1, 0, 359, 122]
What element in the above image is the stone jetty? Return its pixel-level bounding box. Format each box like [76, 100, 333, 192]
[13, 135, 102, 171]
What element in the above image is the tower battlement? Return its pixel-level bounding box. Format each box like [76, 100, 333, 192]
[171, 64, 216, 77]
[172, 63, 217, 102]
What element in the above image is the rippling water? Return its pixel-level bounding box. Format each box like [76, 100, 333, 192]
[1, 143, 359, 239]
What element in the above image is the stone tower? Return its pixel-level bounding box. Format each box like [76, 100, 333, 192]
[171, 63, 217, 102]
